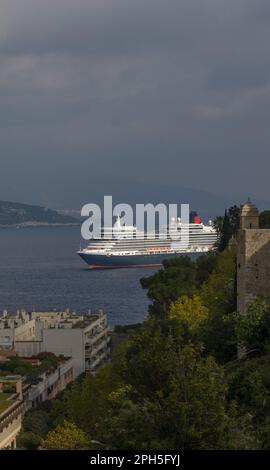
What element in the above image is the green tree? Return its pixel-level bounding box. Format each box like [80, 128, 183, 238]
[140, 254, 216, 319]
[22, 409, 51, 437]
[200, 247, 237, 362]
[50, 363, 122, 442]
[195, 252, 217, 285]
[41, 420, 91, 450]
[105, 324, 254, 449]
[17, 432, 42, 450]
[17, 409, 52, 449]
[227, 298, 270, 355]
[259, 210, 270, 228]
[213, 215, 223, 235]
[215, 205, 240, 251]
[218, 209, 231, 251]
[140, 256, 197, 318]
[228, 353, 270, 449]
[168, 294, 209, 337]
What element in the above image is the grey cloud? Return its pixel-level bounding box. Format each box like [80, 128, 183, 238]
[0, 0, 270, 209]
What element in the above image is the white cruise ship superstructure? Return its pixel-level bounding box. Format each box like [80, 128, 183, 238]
[78, 212, 218, 268]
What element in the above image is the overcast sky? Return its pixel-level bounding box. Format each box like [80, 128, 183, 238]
[0, 0, 270, 210]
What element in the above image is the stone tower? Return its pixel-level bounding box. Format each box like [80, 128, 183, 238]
[237, 199, 270, 315]
[240, 197, 259, 230]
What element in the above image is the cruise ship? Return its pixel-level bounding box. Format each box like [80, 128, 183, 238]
[78, 212, 218, 269]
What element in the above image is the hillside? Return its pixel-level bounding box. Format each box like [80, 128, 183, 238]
[0, 201, 79, 227]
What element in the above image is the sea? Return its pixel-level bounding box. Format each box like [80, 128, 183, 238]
[0, 226, 157, 325]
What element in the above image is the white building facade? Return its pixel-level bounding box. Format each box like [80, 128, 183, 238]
[0, 309, 110, 377]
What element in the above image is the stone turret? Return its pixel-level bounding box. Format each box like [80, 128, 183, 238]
[240, 198, 259, 230]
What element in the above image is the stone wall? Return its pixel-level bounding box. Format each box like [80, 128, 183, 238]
[237, 229, 270, 314]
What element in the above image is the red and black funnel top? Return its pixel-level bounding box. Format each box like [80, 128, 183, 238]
[190, 211, 202, 224]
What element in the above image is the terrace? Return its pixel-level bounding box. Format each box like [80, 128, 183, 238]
[0, 353, 66, 386]
[0, 393, 16, 414]
[0, 376, 24, 449]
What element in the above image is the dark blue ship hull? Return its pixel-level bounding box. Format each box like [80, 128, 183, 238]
[78, 251, 197, 269]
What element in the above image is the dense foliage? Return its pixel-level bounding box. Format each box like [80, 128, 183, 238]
[214, 205, 240, 251]
[140, 253, 217, 318]
[19, 246, 270, 449]
[41, 421, 90, 450]
[17, 409, 52, 450]
[260, 210, 270, 229]
[34, 323, 254, 450]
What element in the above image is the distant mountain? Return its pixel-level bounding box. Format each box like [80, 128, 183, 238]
[0, 201, 79, 227]
[1, 174, 269, 224]
[52, 177, 269, 222]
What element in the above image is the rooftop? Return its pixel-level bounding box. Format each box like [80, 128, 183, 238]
[0, 309, 106, 330]
[0, 353, 70, 386]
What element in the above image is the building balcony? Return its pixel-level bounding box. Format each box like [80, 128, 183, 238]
[85, 339, 110, 358]
[86, 350, 109, 372]
[84, 326, 110, 346]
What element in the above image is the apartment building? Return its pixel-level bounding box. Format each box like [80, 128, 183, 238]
[0, 309, 110, 377]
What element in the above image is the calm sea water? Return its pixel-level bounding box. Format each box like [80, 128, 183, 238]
[0, 227, 157, 325]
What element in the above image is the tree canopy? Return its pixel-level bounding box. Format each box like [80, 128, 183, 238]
[21, 242, 270, 450]
[41, 421, 90, 450]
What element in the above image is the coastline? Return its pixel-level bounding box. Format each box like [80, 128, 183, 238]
[0, 222, 80, 229]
